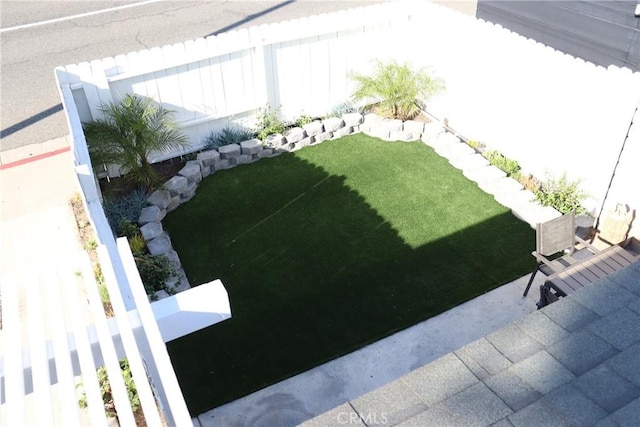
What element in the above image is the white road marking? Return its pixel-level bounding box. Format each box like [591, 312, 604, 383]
[0, 0, 163, 33]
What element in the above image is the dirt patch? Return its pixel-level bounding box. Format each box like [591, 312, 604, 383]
[99, 157, 187, 199]
[69, 194, 114, 317]
[364, 102, 432, 123]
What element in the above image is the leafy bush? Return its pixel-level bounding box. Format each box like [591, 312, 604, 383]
[83, 94, 188, 189]
[535, 173, 587, 214]
[483, 150, 521, 178]
[350, 60, 444, 120]
[103, 188, 148, 235]
[128, 233, 146, 256]
[78, 359, 140, 418]
[183, 151, 198, 161]
[204, 126, 255, 149]
[255, 105, 287, 141]
[116, 220, 140, 239]
[134, 253, 178, 295]
[295, 114, 313, 127]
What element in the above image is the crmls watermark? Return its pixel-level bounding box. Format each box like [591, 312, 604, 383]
[337, 411, 389, 425]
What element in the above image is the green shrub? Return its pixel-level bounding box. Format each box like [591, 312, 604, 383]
[483, 150, 521, 178]
[85, 238, 98, 251]
[128, 233, 146, 256]
[535, 173, 587, 214]
[103, 188, 148, 235]
[328, 101, 359, 118]
[116, 220, 140, 239]
[295, 114, 313, 127]
[255, 105, 287, 141]
[204, 126, 255, 149]
[135, 253, 178, 295]
[350, 60, 444, 120]
[93, 264, 112, 308]
[78, 359, 140, 418]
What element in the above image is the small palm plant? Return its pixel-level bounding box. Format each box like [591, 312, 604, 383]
[83, 94, 188, 189]
[350, 60, 444, 121]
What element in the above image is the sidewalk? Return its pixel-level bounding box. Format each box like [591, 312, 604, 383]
[0, 137, 81, 277]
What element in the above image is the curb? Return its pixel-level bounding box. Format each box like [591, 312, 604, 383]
[0, 146, 71, 170]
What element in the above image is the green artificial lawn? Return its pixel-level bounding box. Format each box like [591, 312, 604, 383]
[164, 134, 534, 415]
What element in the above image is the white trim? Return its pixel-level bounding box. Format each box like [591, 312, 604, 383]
[1, 277, 26, 426]
[45, 272, 83, 427]
[116, 238, 193, 426]
[25, 274, 55, 427]
[66, 268, 110, 426]
[97, 245, 164, 426]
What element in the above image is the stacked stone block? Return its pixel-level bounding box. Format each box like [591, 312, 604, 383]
[137, 205, 190, 300]
[421, 123, 561, 227]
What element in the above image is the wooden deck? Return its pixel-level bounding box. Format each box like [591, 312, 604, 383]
[543, 245, 639, 297]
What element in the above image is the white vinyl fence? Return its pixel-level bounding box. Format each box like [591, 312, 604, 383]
[55, 0, 640, 230]
[55, 2, 412, 166]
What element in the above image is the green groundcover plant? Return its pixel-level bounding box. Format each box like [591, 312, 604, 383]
[535, 173, 588, 214]
[204, 126, 254, 149]
[78, 359, 140, 419]
[164, 134, 533, 414]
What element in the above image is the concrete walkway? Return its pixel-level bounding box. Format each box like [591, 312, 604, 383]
[0, 137, 82, 278]
[196, 274, 545, 426]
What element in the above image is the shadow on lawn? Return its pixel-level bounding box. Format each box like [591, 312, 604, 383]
[164, 150, 534, 415]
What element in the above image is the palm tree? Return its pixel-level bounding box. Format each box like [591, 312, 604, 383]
[83, 94, 188, 189]
[350, 60, 444, 121]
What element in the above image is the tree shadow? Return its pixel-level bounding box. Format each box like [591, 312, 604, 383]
[163, 140, 535, 415]
[204, 0, 297, 37]
[0, 103, 63, 139]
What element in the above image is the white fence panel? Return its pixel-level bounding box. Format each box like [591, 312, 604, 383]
[57, 0, 640, 223]
[205, 36, 231, 117]
[272, 37, 305, 118]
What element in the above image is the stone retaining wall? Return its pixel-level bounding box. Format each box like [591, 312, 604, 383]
[139, 111, 558, 299]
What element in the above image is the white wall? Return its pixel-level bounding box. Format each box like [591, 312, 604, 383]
[400, 1, 640, 217]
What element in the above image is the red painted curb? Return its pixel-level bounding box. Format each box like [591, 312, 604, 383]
[0, 146, 71, 170]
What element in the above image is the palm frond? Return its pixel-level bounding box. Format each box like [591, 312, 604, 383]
[350, 60, 445, 120]
[82, 94, 188, 188]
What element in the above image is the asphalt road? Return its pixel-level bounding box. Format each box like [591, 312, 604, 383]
[0, 0, 387, 152]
